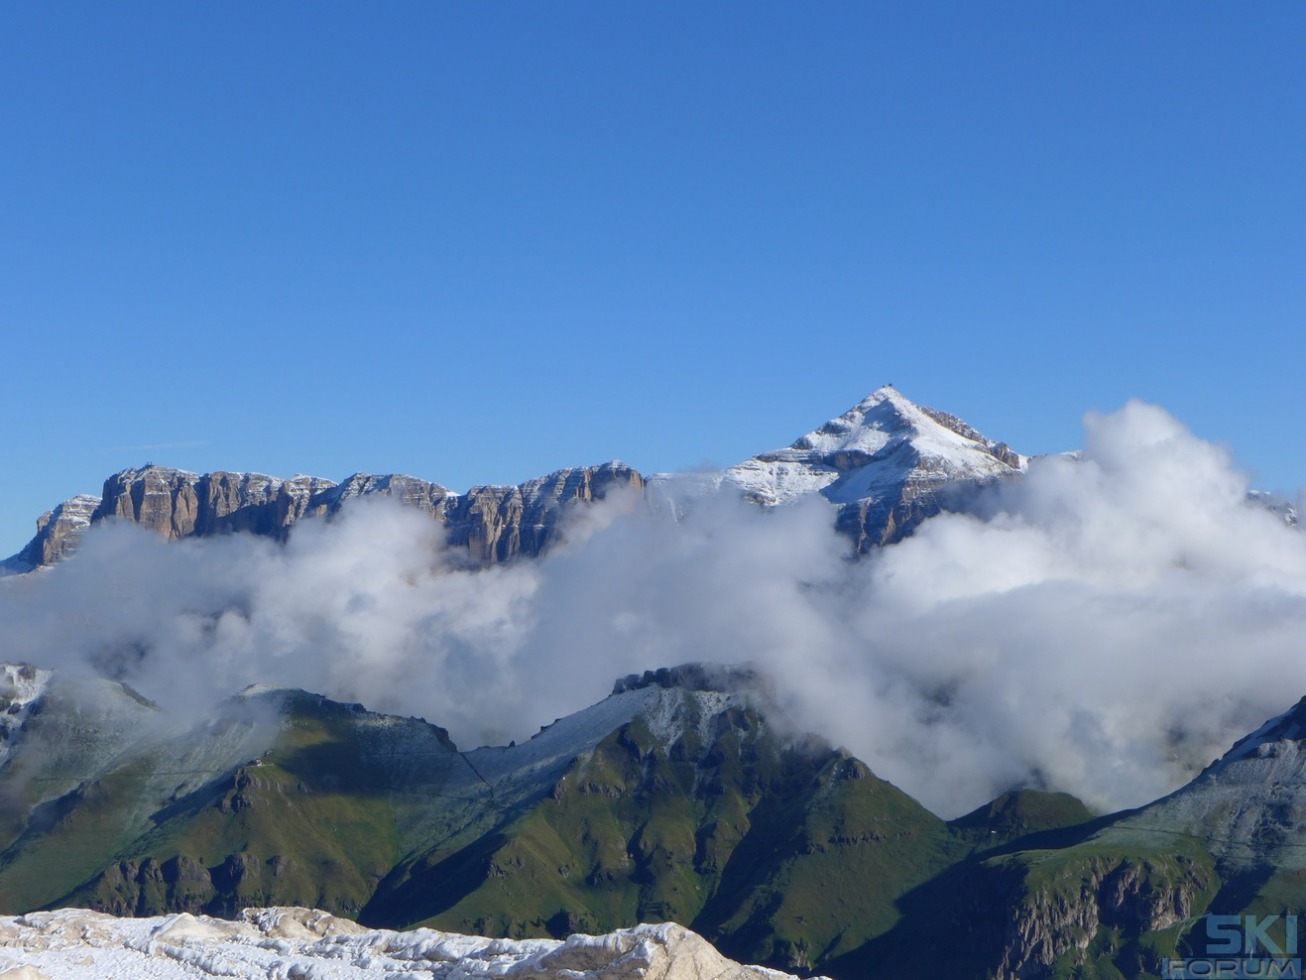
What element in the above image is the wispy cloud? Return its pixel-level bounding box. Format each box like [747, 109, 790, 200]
[104, 441, 210, 454]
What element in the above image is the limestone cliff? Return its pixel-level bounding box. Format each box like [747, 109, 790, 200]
[990, 854, 1211, 978]
[10, 494, 100, 570]
[10, 462, 645, 570]
[91, 468, 337, 540]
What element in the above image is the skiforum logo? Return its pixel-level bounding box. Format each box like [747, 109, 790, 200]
[1163, 915, 1302, 979]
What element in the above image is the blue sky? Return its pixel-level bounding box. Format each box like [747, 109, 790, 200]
[3, 3, 1303, 554]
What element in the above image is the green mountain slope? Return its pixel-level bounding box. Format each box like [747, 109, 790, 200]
[0, 665, 962, 975]
[12, 665, 1306, 979]
[829, 699, 1306, 979]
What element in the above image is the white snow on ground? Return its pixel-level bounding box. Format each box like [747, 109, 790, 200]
[0, 907, 821, 980]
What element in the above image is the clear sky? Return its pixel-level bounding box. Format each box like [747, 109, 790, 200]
[3, 3, 1303, 555]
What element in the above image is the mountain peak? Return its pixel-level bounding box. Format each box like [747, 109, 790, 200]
[717, 388, 1025, 544]
[788, 385, 934, 455]
[611, 662, 774, 698]
[786, 386, 1019, 466]
[853, 382, 910, 410]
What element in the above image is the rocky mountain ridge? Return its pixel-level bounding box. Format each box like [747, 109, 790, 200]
[6, 461, 644, 571]
[5, 386, 1028, 571]
[9, 386, 1297, 574]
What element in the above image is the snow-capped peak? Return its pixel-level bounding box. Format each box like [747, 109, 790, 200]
[786, 384, 934, 456]
[718, 385, 1025, 512]
[778, 384, 1021, 467]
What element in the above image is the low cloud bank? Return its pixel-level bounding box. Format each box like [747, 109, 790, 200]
[2, 401, 1304, 817]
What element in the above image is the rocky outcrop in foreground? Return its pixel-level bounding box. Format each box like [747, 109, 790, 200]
[0, 907, 818, 980]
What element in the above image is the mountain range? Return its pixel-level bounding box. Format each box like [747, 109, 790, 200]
[3, 386, 1305, 978]
[2, 385, 1026, 572]
[4, 652, 1306, 978]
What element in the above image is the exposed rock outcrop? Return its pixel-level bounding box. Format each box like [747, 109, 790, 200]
[91, 468, 337, 540]
[9, 495, 100, 571]
[993, 855, 1208, 978]
[444, 461, 644, 563]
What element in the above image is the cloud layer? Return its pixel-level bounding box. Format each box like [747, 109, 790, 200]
[3, 400, 1304, 817]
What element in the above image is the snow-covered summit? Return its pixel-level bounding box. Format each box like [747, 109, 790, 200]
[722, 385, 1025, 507]
[791, 385, 1016, 461]
[706, 386, 1025, 550]
[1206, 695, 1306, 772]
[465, 666, 767, 810]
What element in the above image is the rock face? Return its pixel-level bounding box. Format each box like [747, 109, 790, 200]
[442, 463, 644, 563]
[7, 494, 100, 571]
[0, 907, 817, 980]
[989, 855, 1209, 978]
[9, 462, 645, 570]
[91, 468, 338, 540]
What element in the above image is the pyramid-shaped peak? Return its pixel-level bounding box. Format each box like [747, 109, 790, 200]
[853, 383, 914, 410]
[719, 387, 1025, 518]
[786, 386, 1017, 464]
[796, 385, 925, 447]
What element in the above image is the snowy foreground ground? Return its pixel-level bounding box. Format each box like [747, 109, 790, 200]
[0, 906, 826, 979]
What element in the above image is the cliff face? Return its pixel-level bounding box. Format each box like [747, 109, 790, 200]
[990, 854, 1212, 978]
[91, 469, 338, 541]
[443, 462, 644, 563]
[12, 462, 645, 570]
[12, 494, 101, 570]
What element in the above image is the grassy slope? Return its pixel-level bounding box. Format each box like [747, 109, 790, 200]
[1, 693, 464, 918]
[12, 686, 1267, 980]
[364, 707, 958, 975]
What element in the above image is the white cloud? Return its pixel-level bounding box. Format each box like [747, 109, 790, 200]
[3, 400, 1304, 818]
